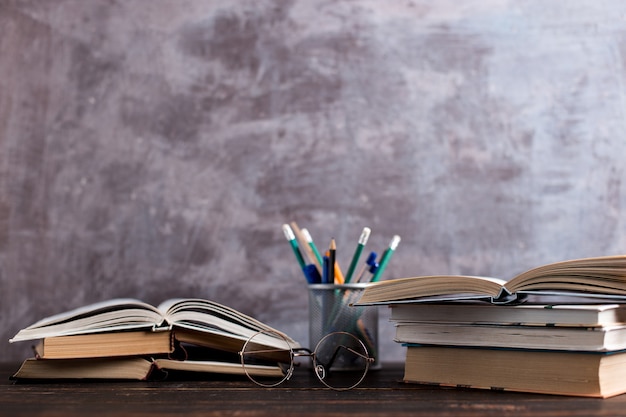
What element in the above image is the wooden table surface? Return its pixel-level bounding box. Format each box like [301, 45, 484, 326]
[1, 362, 626, 416]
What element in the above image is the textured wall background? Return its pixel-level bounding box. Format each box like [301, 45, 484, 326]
[2, 0, 626, 362]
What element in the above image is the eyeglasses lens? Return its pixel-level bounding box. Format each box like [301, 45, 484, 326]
[240, 330, 293, 387]
[313, 332, 370, 390]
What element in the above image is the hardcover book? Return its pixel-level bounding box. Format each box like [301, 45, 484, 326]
[403, 345, 626, 398]
[394, 322, 626, 351]
[388, 303, 626, 327]
[11, 356, 283, 380]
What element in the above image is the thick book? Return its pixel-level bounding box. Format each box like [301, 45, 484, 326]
[389, 303, 626, 327]
[403, 345, 626, 398]
[395, 322, 626, 351]
[355, 254, 626, 305]
[33, 330, 175, 359]
[11, 356, 283, 381]
[9, 298, 299, 354]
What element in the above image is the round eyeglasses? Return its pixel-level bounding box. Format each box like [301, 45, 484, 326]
[239, 329, 374, 391]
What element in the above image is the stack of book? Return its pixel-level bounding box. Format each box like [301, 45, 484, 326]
[356, 254, 626, 398]
[9, 298, 298, 381]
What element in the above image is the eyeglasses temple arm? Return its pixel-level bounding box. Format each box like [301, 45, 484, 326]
[318, 344, 373, 370]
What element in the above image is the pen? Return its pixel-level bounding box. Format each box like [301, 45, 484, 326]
[282, 224, 306, 270]
[370, 235, 401, 283]
[303, 264, 321, 284]
[361, 260, 379, 283]
[344, 227, 371, 283]
[322, 255, 330, 284]
[354, 251, 377, 283]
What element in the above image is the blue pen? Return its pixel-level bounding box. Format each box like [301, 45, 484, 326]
[303, 264, 321, 284]
[322, 255, 330, 284]
[361, 262, 380, 283]
[354, 251, 377, 283]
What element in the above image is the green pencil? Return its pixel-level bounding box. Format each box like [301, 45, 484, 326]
[370, 235, 401, 282]
[282, 224, 306, 270]
[301, 228, 323, 267]
[344, 227, 371, 283]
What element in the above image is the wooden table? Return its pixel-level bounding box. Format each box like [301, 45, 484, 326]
[1, 362, 625, 416]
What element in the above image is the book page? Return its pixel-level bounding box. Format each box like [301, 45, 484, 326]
[356, 275, 507, 305]
[507, 255, 626, 293]
[9, 299, 164, 342]
[159, 299, 299, 342]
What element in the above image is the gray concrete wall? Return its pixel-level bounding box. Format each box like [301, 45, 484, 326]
[2, 0, 626, 362]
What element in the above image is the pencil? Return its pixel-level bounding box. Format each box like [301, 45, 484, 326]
[329, 239, 346, 284]
[301, 228, 324, 272]
[370, 235, 401, 282]
[290, 222, 321, 274]
[328, 239, 336, 284]
[334, 261, 345, 284]
[282, 224, 306, 270]
[344, 227, 371, 283]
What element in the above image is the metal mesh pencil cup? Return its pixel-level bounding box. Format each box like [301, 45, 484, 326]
[308, 283, 380, 370]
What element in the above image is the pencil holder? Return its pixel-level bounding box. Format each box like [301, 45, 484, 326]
[308, 283, 380, 370]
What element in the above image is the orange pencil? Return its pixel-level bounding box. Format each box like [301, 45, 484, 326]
[329, 239, 345, 284]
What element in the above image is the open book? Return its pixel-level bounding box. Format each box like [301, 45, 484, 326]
[355, 254, 626, 305]
[10, 298, 299, 355]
